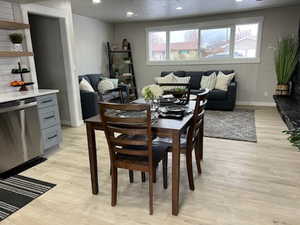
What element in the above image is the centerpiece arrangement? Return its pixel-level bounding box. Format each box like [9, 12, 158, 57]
[142, 84, 163, 101]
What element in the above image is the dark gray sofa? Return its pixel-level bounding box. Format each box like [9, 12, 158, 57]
[79, 74, 128, 120]
[161, 70, 237, 111]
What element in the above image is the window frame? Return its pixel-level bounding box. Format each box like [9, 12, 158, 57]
[145, 16, 263, 65]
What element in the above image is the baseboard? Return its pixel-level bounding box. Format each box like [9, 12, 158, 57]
[237, 101, 276, 107]
[61, 120, 72, 126]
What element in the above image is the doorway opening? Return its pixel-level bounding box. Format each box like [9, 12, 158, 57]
[28, 13, 71, 125]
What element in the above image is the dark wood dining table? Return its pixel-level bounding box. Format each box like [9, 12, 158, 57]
[85, 100, 196, 215]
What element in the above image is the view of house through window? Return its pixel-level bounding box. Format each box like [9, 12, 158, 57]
[148, 31, 166, 61]
[170, 29, 198, 60]
[200, 27, 231, 58]
[147, 18, 262, 63]
[234, 23, 259, 58]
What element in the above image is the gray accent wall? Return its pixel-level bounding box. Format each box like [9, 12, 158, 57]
[73, 14, 114, 76]
[114, 6, 300, 105]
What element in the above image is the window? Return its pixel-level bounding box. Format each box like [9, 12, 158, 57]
[234, 23, 259, 58]
[200, 27, 231, 58]
[148, 31, 167, 61]
[146, 17, 263, 64]
[169, 29, 198, 60]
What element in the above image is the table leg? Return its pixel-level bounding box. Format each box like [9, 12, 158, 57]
[86, 123, 99, 194]
[172, 132, 180, 216]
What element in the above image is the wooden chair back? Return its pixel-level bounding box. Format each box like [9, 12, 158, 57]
[186, 89, 209, 153]
[99, 103, 153, 171]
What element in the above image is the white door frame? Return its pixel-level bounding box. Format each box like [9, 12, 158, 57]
[21, 3, 83, 127]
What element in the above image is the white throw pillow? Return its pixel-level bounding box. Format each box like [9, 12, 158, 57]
[173, 76, 191, 89]
[79, 78, 94, 92]
[200, 72, 217, 90]
[154, 73, 177, 91]
[98, 79, 115, 94]
[215, 72, 235, 91]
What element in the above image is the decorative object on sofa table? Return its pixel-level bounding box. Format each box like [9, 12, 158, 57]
[274, 35, 299, 96]
[10, 62, 33, 91]
[9, 33, 23, 52]
[283, 128, 300, 151]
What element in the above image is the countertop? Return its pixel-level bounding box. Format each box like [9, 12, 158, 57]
[0, 89, 59, 104]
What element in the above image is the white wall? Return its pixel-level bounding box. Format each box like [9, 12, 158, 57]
[72, 14, 114, 76]
[114, 6, 300, 105]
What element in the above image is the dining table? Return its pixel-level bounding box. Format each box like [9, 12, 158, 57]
[85, 99, 196, 216]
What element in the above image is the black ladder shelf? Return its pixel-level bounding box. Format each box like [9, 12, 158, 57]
[107, 42, 138, 101]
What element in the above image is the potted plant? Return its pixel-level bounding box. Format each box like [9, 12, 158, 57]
[171, 88, 186, 99]
[274, 35, 299, 95]
[283, 128, 300, 151]
[9, 33, 24, 52]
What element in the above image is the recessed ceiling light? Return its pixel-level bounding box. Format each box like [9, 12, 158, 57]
[235, 0, 243, 2]
[176, 6, 183, 10]
[92, 0, 101, 4]
[126, 11, 135, 17]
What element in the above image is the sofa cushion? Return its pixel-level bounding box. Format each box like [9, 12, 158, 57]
[185, 71, 205, 89]
[161, 71, 186, 77]
[207, 89, 227, 100]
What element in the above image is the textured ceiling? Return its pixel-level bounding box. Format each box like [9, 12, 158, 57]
[70, 0, 300, 23]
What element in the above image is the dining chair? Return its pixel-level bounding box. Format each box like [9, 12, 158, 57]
[154, 90, 209, 190]
[100, 102, 168, 215]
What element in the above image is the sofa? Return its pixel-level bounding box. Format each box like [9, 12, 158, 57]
[79, 74, 128, 120]
[161, 70, 237, 111]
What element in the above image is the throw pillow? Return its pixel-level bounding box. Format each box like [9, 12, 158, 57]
[154, 73, 177, 91]
[98, 79, 115, 94]
[200, 72, 217, 90]
[215, 72, 235, 91]
[173, 75, 191, 89]
[79, 78, 94, 92]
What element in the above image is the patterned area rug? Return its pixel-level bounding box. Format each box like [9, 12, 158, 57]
[204, 109, 257, 142]
[0, 175, 55, 221]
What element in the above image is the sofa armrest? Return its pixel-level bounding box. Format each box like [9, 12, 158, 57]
[80, 90, 99, 120]
[227, 81, 237, 109]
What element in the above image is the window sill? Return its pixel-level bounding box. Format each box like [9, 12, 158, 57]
[146, 58, 261, 66]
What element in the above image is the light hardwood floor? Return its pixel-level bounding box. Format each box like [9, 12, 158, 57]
[2, 107, 300, 225]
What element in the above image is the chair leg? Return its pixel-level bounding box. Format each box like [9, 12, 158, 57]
[200, 120, 204, 161]
[152, 167, 157, 183]
[129, 170, 134, 183]
[141, 172, 146, 182]
[148, 169, 154, 215]
[194, 148, 202, 175]
[111, 166, 118, 206]
[163, 152, 168, 189]
[186, 151, 195, 191]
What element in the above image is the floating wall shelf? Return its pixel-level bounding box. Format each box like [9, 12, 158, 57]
[0, 20, 30, 30]
[0, 51, 33, 57]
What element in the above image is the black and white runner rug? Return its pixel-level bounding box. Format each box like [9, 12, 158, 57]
[0, 175, 56, 221]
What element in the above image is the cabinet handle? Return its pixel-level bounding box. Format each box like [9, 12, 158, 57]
[48, 134, 58, 140]
[42, 99, 52, 104]
[44, 115, 55, 120]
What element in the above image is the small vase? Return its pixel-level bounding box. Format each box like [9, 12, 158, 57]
[11, 43, 23, 52]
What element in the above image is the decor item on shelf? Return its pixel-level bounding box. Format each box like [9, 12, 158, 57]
[274, 35, 299, 96]
[9, 33, 23, 52]
[122, 38, 129, 50]
[283, 128, 300, 151]
[10, 62, 33, 91]
[123, 57, 131, 64]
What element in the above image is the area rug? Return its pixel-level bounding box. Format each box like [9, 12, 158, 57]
[0, 175, 56, 221]
[204, 109, 257, 142]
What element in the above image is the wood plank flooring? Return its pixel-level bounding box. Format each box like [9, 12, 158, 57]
[2, 107, 300, 225]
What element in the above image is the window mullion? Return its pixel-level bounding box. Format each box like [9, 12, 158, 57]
[230, 25, 236, 58]
[198, 29, 201, 60]
[166, 31, 170, 60]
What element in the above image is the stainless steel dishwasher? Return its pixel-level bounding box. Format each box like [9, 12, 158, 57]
[0, 98, 42, 173]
